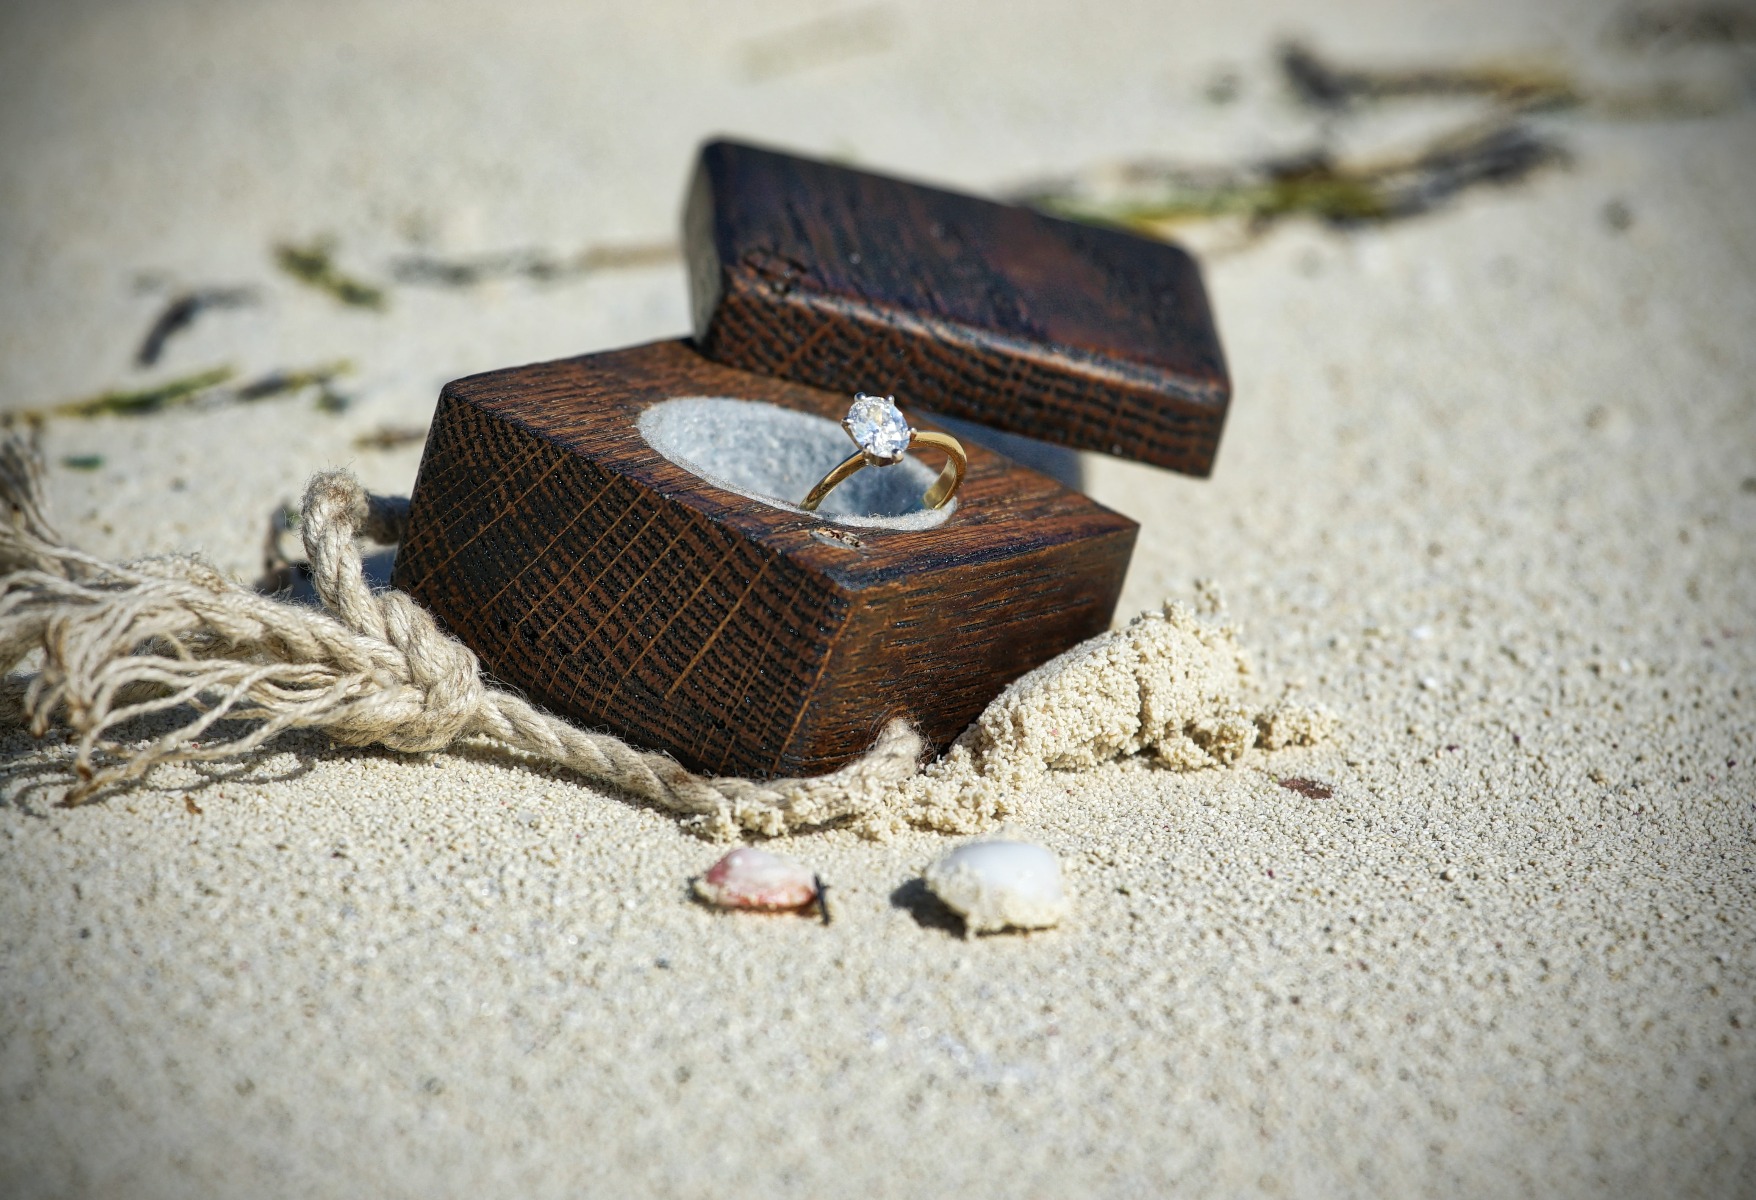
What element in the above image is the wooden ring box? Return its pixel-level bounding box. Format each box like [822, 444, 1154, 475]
[392, 140, 1230, 779]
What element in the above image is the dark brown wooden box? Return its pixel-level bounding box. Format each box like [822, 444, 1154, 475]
[392, 341, 1136, 777]
[392, 141, 1229, 778]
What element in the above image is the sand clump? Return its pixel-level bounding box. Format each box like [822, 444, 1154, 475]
[886, 587, 1333, 835]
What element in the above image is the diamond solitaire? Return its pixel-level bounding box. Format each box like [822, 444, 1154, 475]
[801, 392, 968, 514]
[843, 393, 911, 462]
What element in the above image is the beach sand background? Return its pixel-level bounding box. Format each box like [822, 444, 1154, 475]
[2, 0, 1754, 1195]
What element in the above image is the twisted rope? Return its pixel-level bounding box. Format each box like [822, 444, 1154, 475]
[0, 435, 923, 837]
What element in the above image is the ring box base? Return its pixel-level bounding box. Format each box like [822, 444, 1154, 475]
[391, 339, 1137, 779]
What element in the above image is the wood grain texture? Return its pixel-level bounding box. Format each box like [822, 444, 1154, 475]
[685, 138, 1232, 476]
[392, 340, 1137, 779]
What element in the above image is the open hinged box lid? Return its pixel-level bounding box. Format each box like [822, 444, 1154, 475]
[685, 139, 1230, 474]
[392, 139, 1232, 779]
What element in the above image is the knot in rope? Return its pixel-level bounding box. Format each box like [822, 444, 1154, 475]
[298, 470, 483, 753]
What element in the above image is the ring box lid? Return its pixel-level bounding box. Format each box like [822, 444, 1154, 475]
[685, 139, 1232, 477]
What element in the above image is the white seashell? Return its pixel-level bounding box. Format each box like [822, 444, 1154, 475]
[693, 847, 821, 913]
[923, 840, 1069, 934]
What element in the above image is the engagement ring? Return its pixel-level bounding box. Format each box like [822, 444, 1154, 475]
[800, 393, 967, 513]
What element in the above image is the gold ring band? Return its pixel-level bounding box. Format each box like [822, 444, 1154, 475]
[800, 394, 967, 514]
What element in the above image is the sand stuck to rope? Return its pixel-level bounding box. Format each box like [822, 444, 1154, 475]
[0, 434, 1328, 836]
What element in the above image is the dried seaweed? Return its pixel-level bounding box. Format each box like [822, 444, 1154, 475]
[234, 361, 353, 411]
[274, 238, 387, 309]
[352, 424, 428, 451]
[1612, 3, 1756, 48]
[57, 367, 237, 417]
[1280, 41, 1582, 112]
[1280, 36, 1747, 120]
[389, 240, 680, 288]
[44, 361, 351, 420]
[135, 287, 258, 367]
[1364, 122, 1569, 217]
[1159, 35, 1751, 228]
[1014, 120, 1567, 230]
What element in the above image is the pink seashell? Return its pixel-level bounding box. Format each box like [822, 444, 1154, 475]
[693, 848, 822, 913]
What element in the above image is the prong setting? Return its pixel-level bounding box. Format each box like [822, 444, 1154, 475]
[843, 393, 912, 464]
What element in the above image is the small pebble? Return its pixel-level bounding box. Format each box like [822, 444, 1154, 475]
[693, 847, 820, 913]
[923, 840, 1069, 934]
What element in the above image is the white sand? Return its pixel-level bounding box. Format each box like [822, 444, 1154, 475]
[3, 1, 1755, 1196]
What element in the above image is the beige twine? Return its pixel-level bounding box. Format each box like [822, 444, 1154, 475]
[0, 434, 1329, 837]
